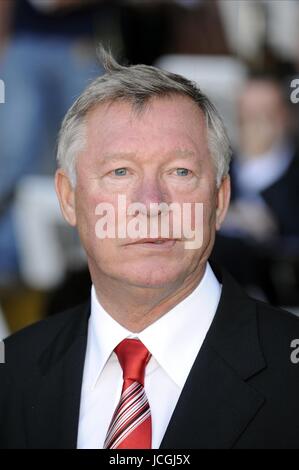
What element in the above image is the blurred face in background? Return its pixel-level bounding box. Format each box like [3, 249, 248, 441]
[238, 80, 289, 158]
[56, 95, 230, 291]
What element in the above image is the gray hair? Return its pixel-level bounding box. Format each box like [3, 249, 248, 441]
[57, 46, 231, 187]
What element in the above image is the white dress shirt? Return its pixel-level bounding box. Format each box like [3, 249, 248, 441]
[77, 263, 221, 449]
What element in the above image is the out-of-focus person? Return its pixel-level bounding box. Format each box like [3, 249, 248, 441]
[213, 76, 299, 303]
[226, 77, 299, 239]
[0, 0, 103, 285]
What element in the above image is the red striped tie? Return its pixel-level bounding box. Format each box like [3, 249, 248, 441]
[104, 339, 152, 449]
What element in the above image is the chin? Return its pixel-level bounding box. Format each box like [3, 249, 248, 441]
[115, 265, 184, 289]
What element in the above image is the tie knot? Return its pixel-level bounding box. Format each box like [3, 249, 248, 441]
[114, 339, 151, 385]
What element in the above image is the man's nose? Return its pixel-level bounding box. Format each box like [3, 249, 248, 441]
[133, 178, 168, 216]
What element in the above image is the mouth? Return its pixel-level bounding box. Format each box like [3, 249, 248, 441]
[125, 238, 179, 250]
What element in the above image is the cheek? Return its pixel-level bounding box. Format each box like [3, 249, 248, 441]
[74, 186, 109, 246]
[76, 181, 115, 219]
[190, 185, 217, 227]
[202, 201, 217, 241]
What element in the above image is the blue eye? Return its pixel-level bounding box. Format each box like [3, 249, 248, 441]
[114, 168, 127, 176]
[176, 168, 190, 176]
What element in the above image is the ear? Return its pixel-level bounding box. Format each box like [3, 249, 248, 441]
[215, 175, 231, 231]
[55, 169, 77, 226]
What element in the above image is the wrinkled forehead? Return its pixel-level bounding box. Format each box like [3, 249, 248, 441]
[84, 95, 207, 149]
[77, 99, 210, 172]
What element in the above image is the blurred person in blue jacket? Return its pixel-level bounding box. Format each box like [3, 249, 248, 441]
[0, 0, 104, 285]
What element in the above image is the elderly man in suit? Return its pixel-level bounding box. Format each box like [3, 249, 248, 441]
[1, 48, 299, 449]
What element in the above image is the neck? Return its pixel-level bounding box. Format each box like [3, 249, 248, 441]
[89, 263, 207, 333]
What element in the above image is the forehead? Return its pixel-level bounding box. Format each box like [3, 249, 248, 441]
[84, 95, 208, 158]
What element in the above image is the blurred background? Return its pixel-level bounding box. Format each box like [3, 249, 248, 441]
[0, 0, 299, 338]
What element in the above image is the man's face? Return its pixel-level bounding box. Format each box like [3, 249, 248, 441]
[238, 81, 288, 157]
[56, 95, 230, 289]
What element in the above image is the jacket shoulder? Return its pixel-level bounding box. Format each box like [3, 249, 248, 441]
[256, 300, 299, 332]
[3, 302, 89, 368]
[255, 300, 299, 364]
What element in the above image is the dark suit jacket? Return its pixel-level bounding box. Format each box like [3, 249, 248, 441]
[1, 270, 299, 449]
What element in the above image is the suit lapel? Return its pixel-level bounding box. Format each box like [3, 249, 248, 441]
[160, 271, 266, 449]
[24, 303, 90, 449]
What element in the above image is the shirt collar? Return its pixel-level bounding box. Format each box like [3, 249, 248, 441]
[86, 262, 221, 390]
